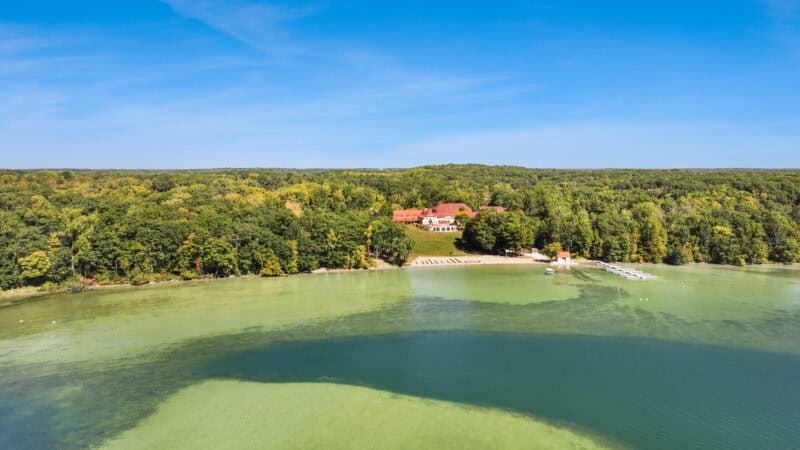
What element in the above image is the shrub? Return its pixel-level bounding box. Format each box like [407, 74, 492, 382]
[180, 271, 196, 281]
[128, 270, 151, 286]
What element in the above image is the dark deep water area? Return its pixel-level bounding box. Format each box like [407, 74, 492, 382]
[206, 331, 800, 450]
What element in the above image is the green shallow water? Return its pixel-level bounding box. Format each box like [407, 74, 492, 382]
[1, 264, 799, 449]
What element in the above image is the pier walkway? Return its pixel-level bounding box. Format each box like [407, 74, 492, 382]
[595, 261, 656, 280]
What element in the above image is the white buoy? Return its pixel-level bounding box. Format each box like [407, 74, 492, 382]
[52, 321, 57, 325]
[19, 319, 24, 323]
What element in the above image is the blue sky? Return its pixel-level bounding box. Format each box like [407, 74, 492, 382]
[1, 0, 799, 168]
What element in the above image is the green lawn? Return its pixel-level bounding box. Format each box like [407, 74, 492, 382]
[406, 225, 471, 259]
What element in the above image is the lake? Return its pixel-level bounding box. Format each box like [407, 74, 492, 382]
[1, 264, 799, 449]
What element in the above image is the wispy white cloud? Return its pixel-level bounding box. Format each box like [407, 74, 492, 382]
[0, 15, 516, 149]
[161, 0, 317, 56]
[0, 22, 521, 169]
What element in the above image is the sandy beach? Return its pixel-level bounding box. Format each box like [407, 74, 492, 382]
[409, 255, 543, 267]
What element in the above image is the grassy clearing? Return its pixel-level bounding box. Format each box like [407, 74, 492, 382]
[406, 225, 471, 259]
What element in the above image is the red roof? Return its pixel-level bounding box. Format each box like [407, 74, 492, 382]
[420, 203, 475, 219]
[558, 251, 571, 258]
[392, 209, 422, 222]
[401, 203, 508, 222]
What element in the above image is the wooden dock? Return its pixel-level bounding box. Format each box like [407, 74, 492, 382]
[595, 261, 656, 280]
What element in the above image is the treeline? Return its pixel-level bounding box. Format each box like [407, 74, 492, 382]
[1, 166, 799, 290]
[0, 171, 412, 290]
[453, 170, 800, 266]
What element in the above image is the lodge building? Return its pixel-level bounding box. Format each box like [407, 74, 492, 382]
[393, 203, 506, 232]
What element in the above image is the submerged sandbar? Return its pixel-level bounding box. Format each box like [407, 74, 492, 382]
[102, 380, 614, 450]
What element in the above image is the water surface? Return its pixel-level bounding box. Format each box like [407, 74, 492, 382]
[1, 264, 799, 449]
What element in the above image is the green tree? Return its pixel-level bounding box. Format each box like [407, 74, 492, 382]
[371, 218, 414, 266]
[665, 242, 693, 265]
[202, 238, 239, 277]
[462, 211, 497, 252]
[632, 203, 667, 263]
[543, 242, 562, 259]
[454, 211, 471, 228]
[18, 251, 51, 285]
[764, 211, 800, 263]
[709, 225, 743, 266]
[286, 240, 300, 274]
[350, 245, 370, 269]
[364, 224, 373, 257]
[593, 210, 631, 262]
[58, 208, 99, 276]
[259, 249, 285, 277]
[175, 233, 202, 274]
[564, 209, 594, 257]
[495, 211, 535, 251]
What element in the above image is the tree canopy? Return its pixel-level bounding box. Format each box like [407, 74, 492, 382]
[1, 166, 799, 290]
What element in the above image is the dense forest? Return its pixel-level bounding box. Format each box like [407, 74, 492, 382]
[1, 166, 799, 291]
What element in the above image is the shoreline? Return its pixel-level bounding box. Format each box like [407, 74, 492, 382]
[409, 255, 548, 267]
[2, 258, 798, 308]
[0, 260, 401, 307]
[0, 257, 538, 307]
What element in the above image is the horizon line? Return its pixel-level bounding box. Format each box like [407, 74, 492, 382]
[2, 166, 800, 172]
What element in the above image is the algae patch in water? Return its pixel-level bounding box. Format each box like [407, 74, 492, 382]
[101, 380, 613, 450]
